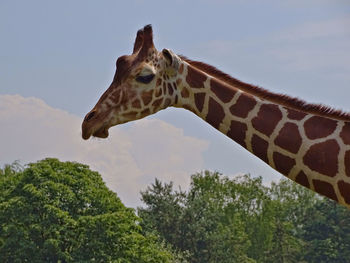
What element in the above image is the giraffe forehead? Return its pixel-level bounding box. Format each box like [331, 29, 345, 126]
[131, 53, 161, 76]
[114, 55, 134, 84]
[114, 51, 161, 83]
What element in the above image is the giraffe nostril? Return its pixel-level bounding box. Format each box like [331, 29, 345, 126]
[85, 111, 96, 122]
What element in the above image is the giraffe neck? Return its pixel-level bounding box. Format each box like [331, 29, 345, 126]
[175, 61, 350, 207]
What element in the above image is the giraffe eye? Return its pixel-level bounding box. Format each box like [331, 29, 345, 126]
[136, 74, 155, 84]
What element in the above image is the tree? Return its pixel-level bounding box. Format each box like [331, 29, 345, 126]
[0, 158, 175, 262]
[139, 171, 257, 263]
[257, 179, 317, 263]
[141, 171, 350, 263]
[300, 199, 350, 263]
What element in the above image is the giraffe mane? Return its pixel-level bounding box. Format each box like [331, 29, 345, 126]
[180, 55, 350, 122]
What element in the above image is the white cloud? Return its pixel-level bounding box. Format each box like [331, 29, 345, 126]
[0, 94, 208, 207]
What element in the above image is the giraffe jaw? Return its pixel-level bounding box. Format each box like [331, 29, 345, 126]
[92, 125, 109, 139]
[82, 122, 110, 140]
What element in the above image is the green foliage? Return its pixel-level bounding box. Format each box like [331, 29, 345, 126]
[2, 160, 350, 262]
[0, 158, 175, 263]
[139, 171, 350, 263]
[139, 171, 258, 263]
[301, 199, 350, 263]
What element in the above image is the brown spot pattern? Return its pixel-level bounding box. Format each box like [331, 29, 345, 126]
[230, 94, 257, 119]
[345, 151, 350, 177]
[206, 97, 225, 129]
[164, 98, 171, 107]
[340, 122, 350, 145]
[132, 99, 141, 109]
[182, 57, 350, 121]
[152, 98, 163, 108]
[274, 122, 302, 154]
[141, 108, 150, 116]
[273, 152, 295, 175]
[186, 66, 207, 89]
[304, 116, 337, 140]
[163, 82, 167, 93]
[251, 135, 269, 163]
[210, 78, 235, 103]
[313, 179, 338, 201]
[286, 108, 307, 120]
[123, 111, 138, 119]
[227, 120, 247, 148]
[176, 78, 182, 86]
[303, 139, 339, 177]
[181, 87, 190, 98]
[142, 90, 153, 106]
[338, 180, 350, 204]
[168, 83, 174, 95]
[155, 87, 162, 97]
[194, 93, 206, 112]
[110, 90, 121, 102]
[252, 104, 282, 136]
[295, 171, 310, 188]
[156, 78, 162, 87]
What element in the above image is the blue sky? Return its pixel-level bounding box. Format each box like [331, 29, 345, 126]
[1, 1, 350, 207]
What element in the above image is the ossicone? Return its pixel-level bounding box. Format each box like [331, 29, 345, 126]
[133, 29, 144, 54]
[137, 24, 154, 59]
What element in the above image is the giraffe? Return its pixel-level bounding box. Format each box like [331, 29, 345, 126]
[82, 25, 350, 208]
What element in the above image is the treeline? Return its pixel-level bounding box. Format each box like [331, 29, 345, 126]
[139, 171, 350, 263]
[0, 159, 179, 262]
[1, 159, 350, 262]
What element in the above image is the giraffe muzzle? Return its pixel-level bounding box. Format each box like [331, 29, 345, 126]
[82, 110, 108, 140]
[82, 122, 110, 140]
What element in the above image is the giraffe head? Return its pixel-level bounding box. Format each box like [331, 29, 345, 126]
[82, 25, 181, 140]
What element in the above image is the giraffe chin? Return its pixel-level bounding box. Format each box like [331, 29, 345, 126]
[92, 127, 109, 139]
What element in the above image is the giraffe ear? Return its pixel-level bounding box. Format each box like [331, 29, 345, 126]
[162, 49, 173, 65]
[162, 49, 179, 77]
[133, 29, 144, 54]
[137, 25, 154, 59]
[162, 49, 179, 71]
